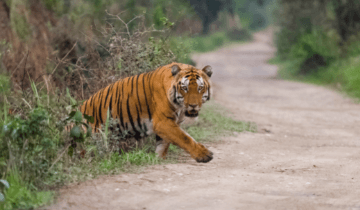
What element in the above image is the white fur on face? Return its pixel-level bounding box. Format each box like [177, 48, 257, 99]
[181, 77, 189, 93]
[175, 75, 209, 105]
[197, 77, 204, 93]
[202, 89, 209, 103]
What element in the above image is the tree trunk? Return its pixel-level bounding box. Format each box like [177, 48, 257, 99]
[202, 17, 210, 35]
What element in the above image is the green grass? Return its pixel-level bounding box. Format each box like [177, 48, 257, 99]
[183, 102, 257, 142]
[0, 95, 256, 209]
[39, 101, 256, 192]
[274, 56, 360, 101]
[0, 170, 53, 210]
[189, 32, 230, 53]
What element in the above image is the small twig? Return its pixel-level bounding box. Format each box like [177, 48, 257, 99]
[22, 98, 32, 109]
[49, 144, 71, 171]
[81, 32, 111, 56]
[21, 51, 29, 94]
[50, 42, 77, 76]
[11, 53, 28, 77]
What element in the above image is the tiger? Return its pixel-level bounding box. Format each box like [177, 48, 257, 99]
[79, 62, 213, 163]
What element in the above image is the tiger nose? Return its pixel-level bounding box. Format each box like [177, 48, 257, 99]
[189, 104, 197, 108]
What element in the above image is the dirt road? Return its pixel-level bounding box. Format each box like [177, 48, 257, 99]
[50, 30, 360, 210]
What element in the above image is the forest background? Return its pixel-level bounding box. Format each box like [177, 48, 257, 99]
[0, 0, 272, 209]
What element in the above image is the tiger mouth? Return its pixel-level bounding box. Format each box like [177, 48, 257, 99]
[185, 110, 198, 117]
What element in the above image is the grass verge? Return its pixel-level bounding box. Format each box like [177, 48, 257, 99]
[271, 56, 360, 102]
[0, 101, 255, 209]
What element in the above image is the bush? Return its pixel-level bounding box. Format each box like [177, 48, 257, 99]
[1, 106, 61, 186]
[343, 58, 360, 99]
[288, 29, 340, 74]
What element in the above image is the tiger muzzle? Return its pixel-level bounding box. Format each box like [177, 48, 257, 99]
[185, 104, 199, 117]
[185, 110, 198, 117]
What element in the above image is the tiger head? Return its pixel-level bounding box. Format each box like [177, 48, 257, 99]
[169, 64, 212, 117]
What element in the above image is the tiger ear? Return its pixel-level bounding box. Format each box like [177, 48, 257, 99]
[171, 65, 181, 76]
[202, 65, 212, 77]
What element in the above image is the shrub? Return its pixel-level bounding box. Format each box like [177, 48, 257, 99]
[1, 106, 60, 186]
[343, 58, 360, 99]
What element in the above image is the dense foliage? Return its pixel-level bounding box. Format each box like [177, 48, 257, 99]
[275, 0, 360, 99]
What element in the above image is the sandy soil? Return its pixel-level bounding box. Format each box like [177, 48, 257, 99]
[48, 29, 360, 210]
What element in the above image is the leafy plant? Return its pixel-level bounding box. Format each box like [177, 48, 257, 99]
[60, 88, 94, 157]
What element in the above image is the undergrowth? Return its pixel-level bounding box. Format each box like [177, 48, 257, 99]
[0, 9, 256, 210]
[274, 53, 360, 102]
[183, 30, 251, 53]
[0, 85, 256, 210]
[273, 1, 360, 102]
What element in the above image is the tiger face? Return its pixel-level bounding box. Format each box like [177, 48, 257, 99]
[170, 64, 212, 118]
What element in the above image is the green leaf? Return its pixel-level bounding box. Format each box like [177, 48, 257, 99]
[65, 111, 76, 121]
[86, 126, 92, 137]
[66, 88, 77, 106]
[74, 111, 83, 122]
[0, 179, 9, 189]
[70, 126, 81, 138]
[68, 146, 74, 157]
[84, 114, 94, 123]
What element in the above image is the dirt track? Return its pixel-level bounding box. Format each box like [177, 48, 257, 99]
[50, 30, 360, 210]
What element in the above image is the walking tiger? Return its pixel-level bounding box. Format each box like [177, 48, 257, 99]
[79, 62, 213, 163]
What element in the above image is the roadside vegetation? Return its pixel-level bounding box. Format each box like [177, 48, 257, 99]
[273, 0, 360, 101]
[0, 0, 271, 209]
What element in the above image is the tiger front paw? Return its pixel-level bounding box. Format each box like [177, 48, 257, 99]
[194, 144, 213, 163]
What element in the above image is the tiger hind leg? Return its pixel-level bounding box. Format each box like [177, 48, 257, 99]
[155, 135, 170, 159]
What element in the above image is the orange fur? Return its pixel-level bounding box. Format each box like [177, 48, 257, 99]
[79, 62, 213, 163]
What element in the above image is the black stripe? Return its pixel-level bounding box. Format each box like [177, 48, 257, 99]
[173, 86, 180, 106]
[113, 82, 120, 117]
[114, 81, 120, 102]
[98, 99, 104, 125]
[108, 96, 113, 118]
[103, 85, 112, 109]
[159, 66, 167, 75]
[119, 81, 125, 130]
[95, 91, 103, 127]
[207, 86, 211, 100]
[156, 135, 162, 142]
[83, 100, 88, 115]
[126, 94, 138, 134]
[135, 103, 142, 132]
[142, 74, 152, 120]
[147, 73, 153, 100]
[162, 112, 175, 121]
[135, 74, 142, 113]
[89, 95, 94, 107]
[93, 103, 98, 128]
[130, 76, 135, 96]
